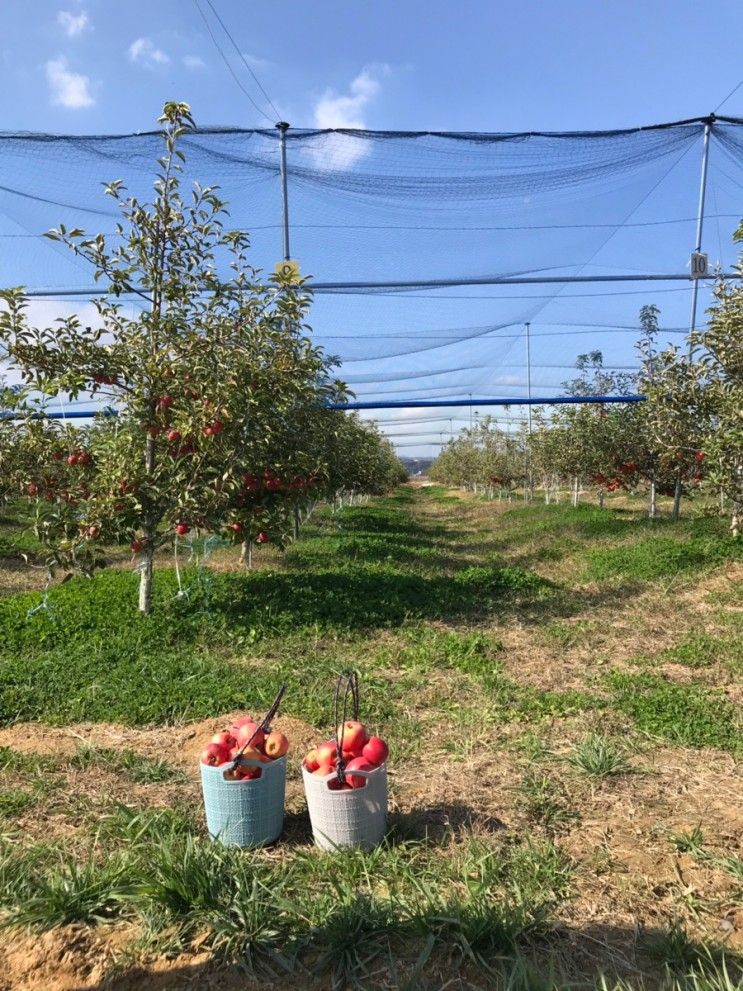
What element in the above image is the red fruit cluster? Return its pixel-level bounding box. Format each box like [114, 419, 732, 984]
[199, 714, 289, 781]
[93, 373, 117, 385]
[241, 470, 318, 494]
[303, 721, 388, 791]
[67, 450, 93, 467]
[202, 420, 224, 437]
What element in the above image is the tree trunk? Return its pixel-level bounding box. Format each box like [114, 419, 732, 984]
[671, 472, 682, 522]
[598, 490, 605, 509]
[731, 502, 741, 538]
[293, 505, 301, 541]
[239, 540, 253, 570]
[138, 433, 157, 614]
[649, 476, 657, 519]
[572, 475, 579, 508]
[138, 545, 154, 614]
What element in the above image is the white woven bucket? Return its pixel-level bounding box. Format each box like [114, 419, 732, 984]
[302, 762, 388, 851]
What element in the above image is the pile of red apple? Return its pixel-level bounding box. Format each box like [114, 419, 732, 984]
[303, 720, 389, 790]
[200, 715, 289, 781]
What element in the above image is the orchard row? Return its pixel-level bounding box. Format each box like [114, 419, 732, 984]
[0, 103, 406, 613]
[430, 294, 742, 532]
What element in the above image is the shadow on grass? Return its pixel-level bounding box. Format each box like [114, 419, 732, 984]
[390, 801, 507, 843]
[88, 922, 742, 991]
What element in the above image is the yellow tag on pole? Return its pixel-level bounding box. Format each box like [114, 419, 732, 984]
[274, 259, 301, 283]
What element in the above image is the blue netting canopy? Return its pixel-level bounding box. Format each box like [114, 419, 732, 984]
[2, 115, 742, 450]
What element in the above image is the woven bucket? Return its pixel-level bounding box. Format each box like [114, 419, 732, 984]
[302, 762, 387, 852]
[200, 754, 286, 848]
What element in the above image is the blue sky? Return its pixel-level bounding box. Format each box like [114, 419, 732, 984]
[2, 1, 743, 457]
[3, 0, 743, 133]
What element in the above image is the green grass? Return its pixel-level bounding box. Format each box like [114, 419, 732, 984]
[70, 745, 188, 784]
[566, 735, 632, 777]
[0, 823, 574, 982]
[0, 787, 38, 817]
[658, 633, 743, 676]
[584, 526, 742, 582]
[518, 771, 579, 833]
[0, 486, 741, 987]
[606, 673, 742, 756]
[0, 494, 552, 728]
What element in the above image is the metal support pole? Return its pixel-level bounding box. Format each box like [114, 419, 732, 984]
[689, 115, 714, 333]
[525, 322, 533, 435]
[276, 121, 291, 261]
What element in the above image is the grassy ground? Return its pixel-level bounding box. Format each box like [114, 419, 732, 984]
[0, 485, 740, 990]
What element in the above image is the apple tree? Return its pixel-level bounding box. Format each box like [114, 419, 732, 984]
[0, 103, 345, 612]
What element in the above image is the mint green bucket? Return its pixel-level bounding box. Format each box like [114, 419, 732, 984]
[200, 754, 286, 847]
[199, 685, 287, 847]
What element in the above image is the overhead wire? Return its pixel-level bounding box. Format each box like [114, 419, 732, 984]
[715, 78, 743, 114]
[201, 0, 283, 122]
[192, 0, 277, 125]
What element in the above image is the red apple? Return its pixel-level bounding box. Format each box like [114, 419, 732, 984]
[157, 394, 174, 409]
[27, 483, 38, 496]
[362, 736, 389, 767]
[312, 766, 333, 778]
[316, 741, 338, 767]
[200, 743, 230, 767]
[264, 731, 289, 759]
[304, 748, 320, 772]
[147, 425, 161, 439]
[327, 777, 353, 791]
[240, 766, 262, 780]
[344, 757, 375, 789]
[130, 540, 143, 554]
[86, 525, 100, 539]
[78, 452, 92, 466]
[228, 522, 242, 534]
[236, 744, 263, 763]
[67, 454, 78, 466]
[337, 721, 367, 755]
[167, 429, 182, 443]
[234, 720, 265, 750]
[175, 522, 189, 536]
[211, 731, 237, 750]
[256, 531, 269, 544]
[210, 420, 224, 435]
[223, 766, 244, 781]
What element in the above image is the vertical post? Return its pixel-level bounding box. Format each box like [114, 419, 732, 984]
[525, 322, 533, 435]
[276, 121, 291, 261]
[689, 115, 714, 334]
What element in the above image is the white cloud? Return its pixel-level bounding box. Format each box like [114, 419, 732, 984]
[309, 65, 389, 170]
[242, 52, 273, 71]
[183, 54, 205, 70]
[313, 65, 388, 130]
[57, 10, 90, 37]
[45, 56, 94, 109]
[128, 37, 170, 68]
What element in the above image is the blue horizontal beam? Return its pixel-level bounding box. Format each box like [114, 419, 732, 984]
[2, 395, 646, 420]
[329, 395, 647, 410]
